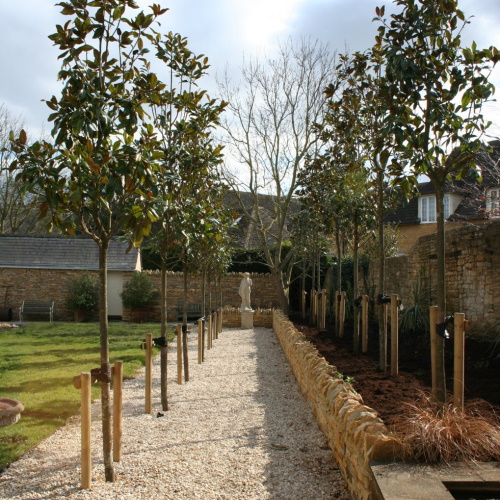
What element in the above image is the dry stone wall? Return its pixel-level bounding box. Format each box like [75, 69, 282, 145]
[221, 307, 274, 328]
[363, 220, 500, 334]
[272, 310, 399, 500]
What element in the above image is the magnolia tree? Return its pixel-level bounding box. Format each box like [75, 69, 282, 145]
[323, 49, 401, 368]
[376, 0, 499, 402]
[144, 31, 227, 409]
[11, 0, 175, 481]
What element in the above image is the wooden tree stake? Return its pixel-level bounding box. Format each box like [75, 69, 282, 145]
[334, 290, 340, 336]
[207, 315, 212, 350]
[309, 289, 315, 325]
[81, 372, 91, 490]
[320, 289, 326, 329]
[391, 295, 399, 377]
[453, 313, 465, 411]
[198, 319, 203, 364]
[362, 295, 369, 353]
[176, 324, 183, 384]
[145, 333, 153, 414]
[429, 306, 438, 400]
[339, 292, 346, 338]
[113, 361, 123, 462]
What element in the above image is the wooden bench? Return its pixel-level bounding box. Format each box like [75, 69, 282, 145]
[176, 302, 203, 321]
[19, 301, 54, 322]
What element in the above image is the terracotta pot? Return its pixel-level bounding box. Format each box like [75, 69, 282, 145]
[132, 308, 149, 323]
[74, 310, 89, 322]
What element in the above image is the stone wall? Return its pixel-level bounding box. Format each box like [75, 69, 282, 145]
[0, 268, 101, 322]
[221, 307, 274, 328]
[396, 220, 475, 255]
[0, 267, 279, 322]
[143, 271, 279, 319]
[363, 220, 500, 334]
[272, 310, 398, 500]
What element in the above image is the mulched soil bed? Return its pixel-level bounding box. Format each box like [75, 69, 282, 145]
[290, 316, 500, 428]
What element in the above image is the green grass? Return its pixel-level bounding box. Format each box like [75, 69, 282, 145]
[0, 322, 172, 472]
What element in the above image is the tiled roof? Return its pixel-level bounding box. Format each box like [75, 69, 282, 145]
[0, 235, 140, 271]
[224, 191, 300, 250]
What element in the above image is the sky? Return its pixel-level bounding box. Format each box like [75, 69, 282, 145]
[1, 0, 500, 138]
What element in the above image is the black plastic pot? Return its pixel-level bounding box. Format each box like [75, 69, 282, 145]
[0, 308, 13, 321]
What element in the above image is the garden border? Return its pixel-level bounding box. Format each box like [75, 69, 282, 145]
[272, 310, 399, 500]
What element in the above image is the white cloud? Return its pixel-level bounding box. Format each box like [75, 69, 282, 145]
[1, 0, 500, 137]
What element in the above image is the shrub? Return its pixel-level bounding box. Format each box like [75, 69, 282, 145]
[392, 392, 500, 463]
[484, 320, 500, 360]
[121, 272, 155, 309]
[399, 279, 432, 336]
[66, 274, 99, 311]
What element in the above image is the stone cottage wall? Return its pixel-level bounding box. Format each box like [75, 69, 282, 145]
[272, 310, 398, 500]
[363, 220, 500, 334]
[0, 268, 101, 322]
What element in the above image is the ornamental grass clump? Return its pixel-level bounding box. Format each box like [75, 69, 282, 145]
[392, 392, 500, 463]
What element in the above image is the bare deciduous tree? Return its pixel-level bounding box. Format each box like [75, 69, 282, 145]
[218, 38, 337, 312]
[0, 104, 46, 234]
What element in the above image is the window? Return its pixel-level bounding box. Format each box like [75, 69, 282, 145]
[443, 195, 450, 220]
[419, 194, 452, 223]
[420, 196, 436, 222]
[486, 188, 500, 217]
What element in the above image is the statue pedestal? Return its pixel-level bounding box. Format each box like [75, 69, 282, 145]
[240, 310, 254, 329]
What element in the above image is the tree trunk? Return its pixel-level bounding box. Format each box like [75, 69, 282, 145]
[98, 239, 114, 482]
[182, 264, 189, 382]
[434, 182, 447, 403]
[377, 169, 387, 371]
[310, 254, 316, 324]
[353, 216, 360, 354]
[272, 269, 289, 314]
[317, 244, 321, 291]
[335, 225, 342, 336]
[323, 265, 333, 322]
[301, 261, 307, 319]
[160, 257, 168, 411]
[201, 270, 206, 361]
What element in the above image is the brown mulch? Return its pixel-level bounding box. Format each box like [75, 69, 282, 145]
[291, 317, 500, 428]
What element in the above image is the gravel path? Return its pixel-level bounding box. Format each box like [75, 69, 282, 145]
[0, 327, 352, 499]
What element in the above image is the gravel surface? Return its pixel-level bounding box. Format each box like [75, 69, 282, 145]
[0, 326, 352, 499]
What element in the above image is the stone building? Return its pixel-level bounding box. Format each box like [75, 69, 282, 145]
[386, 141, 500, 255]
[0, 235, 140, 321]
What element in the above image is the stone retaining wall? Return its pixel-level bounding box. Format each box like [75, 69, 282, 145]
[272, 310, 399, 500]
[221, 307, 274, 328]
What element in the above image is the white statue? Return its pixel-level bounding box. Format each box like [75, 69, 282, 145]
[239, 273, 253, 311]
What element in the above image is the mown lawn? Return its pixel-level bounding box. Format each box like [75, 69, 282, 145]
[0, 322, 172, 472]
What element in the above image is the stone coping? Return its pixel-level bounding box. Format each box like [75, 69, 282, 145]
[371, 461, 500, 500]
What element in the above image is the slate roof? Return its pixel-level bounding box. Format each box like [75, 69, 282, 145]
[0, 235, 140, 271]
[386, 142, 500, 225]
[385, 182, 435, 225]
[224, 191, 301, 250]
